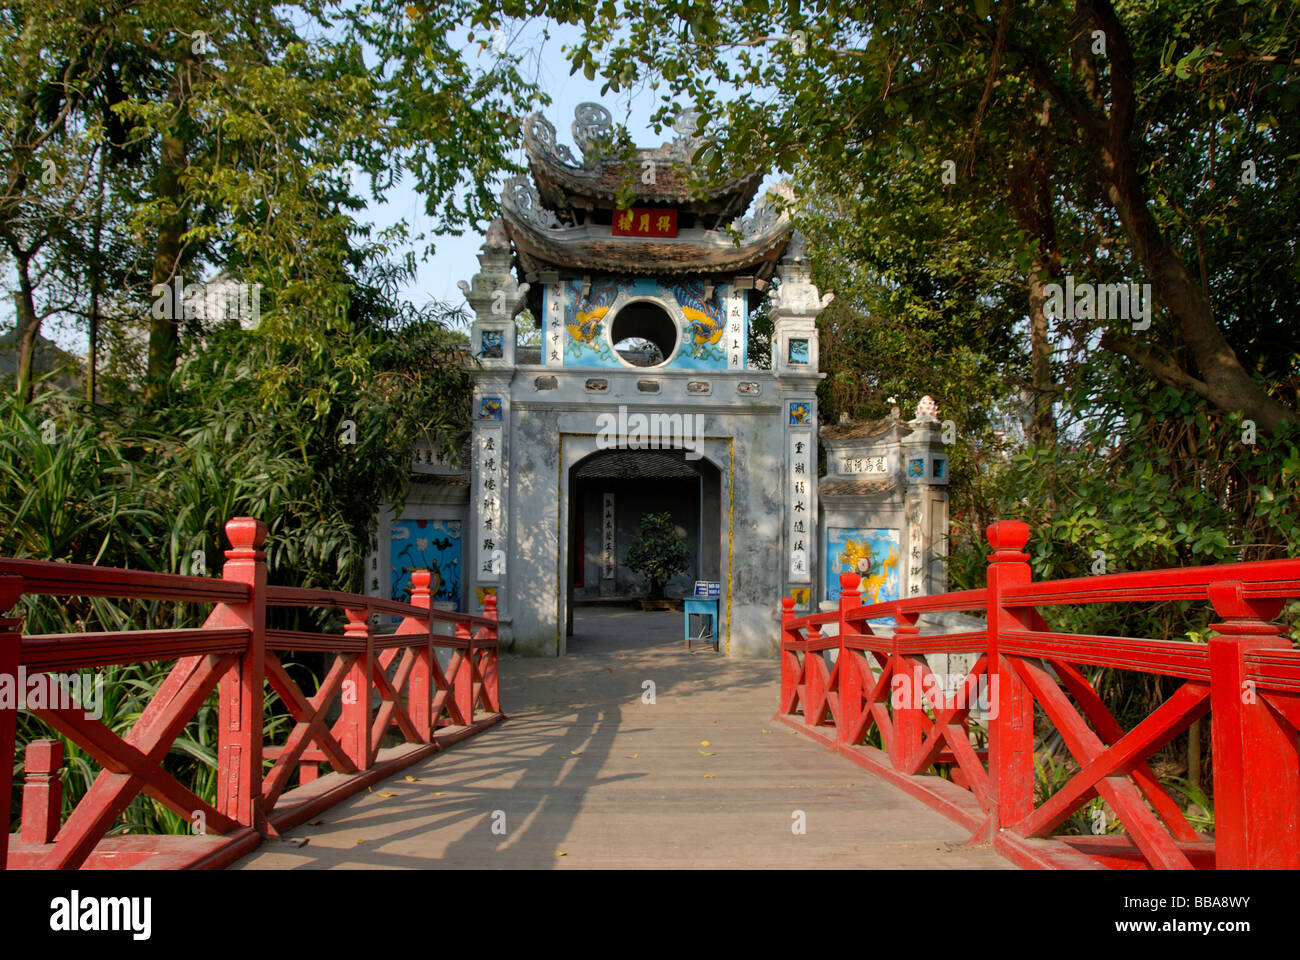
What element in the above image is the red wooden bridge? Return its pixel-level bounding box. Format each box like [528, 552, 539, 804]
[2, 518, 1298, 869]
[1, 518, 501, 870]
[779, 521, 1300, 870]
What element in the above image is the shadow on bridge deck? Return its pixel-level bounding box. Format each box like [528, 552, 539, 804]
[232, 609, 1013, 869]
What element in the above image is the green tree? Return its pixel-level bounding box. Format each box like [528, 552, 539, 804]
[528, 0, 1297, 435]
[624, 511, 689, 600]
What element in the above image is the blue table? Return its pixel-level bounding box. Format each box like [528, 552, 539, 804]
[683, 597, 719, 651]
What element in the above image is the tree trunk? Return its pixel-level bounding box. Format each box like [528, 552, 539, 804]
[1008, 142, 1059, 447]
[1027, 275, 1055, 445]
[144, 58, 191, 404]
[86, 159, 105, 405]
[1096, 170, 1296, 436]
[12, 252, 40, 404]
[1009, 1, 1297, 436]
[1082, 0, 1295, 436]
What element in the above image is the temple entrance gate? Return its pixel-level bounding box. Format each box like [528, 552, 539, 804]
[372, 104, 947, 658]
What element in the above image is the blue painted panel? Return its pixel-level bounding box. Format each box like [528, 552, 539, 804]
[557, 277, 734, 370]
[391, 519, 462, 609]
[825, 527, 901, 610]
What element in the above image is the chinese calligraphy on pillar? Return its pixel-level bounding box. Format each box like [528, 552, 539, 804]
[477, 425, 504, 581]
[545, 283, 563, 366]
[907, 500, 924, 595]
[726, 293, 744, 370]
[789, 431, 812, 582]
[601, 493, 616, 579]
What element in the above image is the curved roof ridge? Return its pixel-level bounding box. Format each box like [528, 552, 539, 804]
[522, 106, 764, 212]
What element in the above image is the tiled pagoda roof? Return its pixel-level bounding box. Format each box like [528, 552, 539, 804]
[522, 106, 763, 218]
[502, 106, 792, 281]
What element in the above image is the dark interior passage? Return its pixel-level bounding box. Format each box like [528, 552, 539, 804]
[566, 448, 722, 638]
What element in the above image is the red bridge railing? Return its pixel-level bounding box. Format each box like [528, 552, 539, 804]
[777, 520, 1300, 870]
[1, 517, 502, 870]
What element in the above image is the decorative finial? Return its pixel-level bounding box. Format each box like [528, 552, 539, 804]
[483, 217, 509, 250]
[985, 520, 1031, 559]
[224, 517, 267, 554]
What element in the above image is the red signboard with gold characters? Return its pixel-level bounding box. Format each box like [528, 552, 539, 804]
[612, 208, 678, 238]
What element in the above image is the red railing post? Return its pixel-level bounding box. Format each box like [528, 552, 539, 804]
[407, 571, 434, 742]
[454, 619, 474, 723]
[216, 518, 268, 834]
[1207, 581, 1300, 869]
[21, 739, 63, 844]
[779, 597, 799, 715]
[892, 612, 924, 771]
[482, 594, 500, 713]
[985, 520, 1036, 830]
[837, 573, 863, 743]
[0, 575, 23, 868]
[340, 607, 374, 768]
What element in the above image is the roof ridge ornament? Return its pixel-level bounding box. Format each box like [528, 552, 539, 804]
[662, 107, 706, 162]
[672, 108, 702, 138]
[912, 396, 940, 423]
[735, 188, 791, 241]
[572, 102, 613, 159]
[502, 173, 561, 230]
[526, 112, 582, 168]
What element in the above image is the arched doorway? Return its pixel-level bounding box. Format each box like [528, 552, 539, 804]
[566, 448, 722, 649]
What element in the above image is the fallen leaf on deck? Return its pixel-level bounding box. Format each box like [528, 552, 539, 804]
[703, 775, 714, 779]
[700, 740, 710, 746]
[307, 820, 324, 826]
[404, 776, 420, 782]
[555, 850, 567, 857]
[698, 750, 715, 756]
[356, 839, 366, 845]
[377, 792, 398, 798]
[625, 753, 638, 758]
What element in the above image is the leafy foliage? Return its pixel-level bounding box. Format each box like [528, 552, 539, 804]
[1, 0, 528, 835]
[624, 511, 690, 599]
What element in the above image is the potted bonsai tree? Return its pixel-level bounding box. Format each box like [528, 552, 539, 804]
[624, 511, 690, 609]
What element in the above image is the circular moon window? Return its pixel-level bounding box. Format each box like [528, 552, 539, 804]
[611, 302, 678, 367]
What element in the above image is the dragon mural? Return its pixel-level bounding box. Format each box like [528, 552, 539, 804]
[827, 528, 901, 606]
[555, 277, 733, 369]
[563, 278, 620, 363]
[670, 280, 726, 363]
